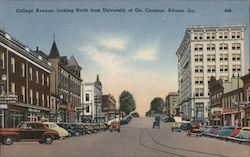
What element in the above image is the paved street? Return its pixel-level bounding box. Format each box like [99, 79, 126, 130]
[0, 118, 249, 157]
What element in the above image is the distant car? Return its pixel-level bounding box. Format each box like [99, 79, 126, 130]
[186, 123, 202, 137]
[44, 122, 69, 139]
[90, 123, 101, 132]
[201, 125, 213, 136]
[180, 121, 191, 131]
[171, 122, 181, 132]
[70, 123, 87, 135]
[0, 121, 59, 145]
[83, 123, 96, 133]
[110, 121, 120, 132]
[99, 122, 108, 131]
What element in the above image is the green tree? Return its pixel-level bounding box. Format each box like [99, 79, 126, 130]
[150, 97, 164, 115]
[119, 91, 136, 115]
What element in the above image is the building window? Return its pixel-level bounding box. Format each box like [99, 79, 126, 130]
[194, 55, 203, 62]
[195, 77, 204, 84]
[195, 66, 203, 73]
[207, 54, 215, 61]
[219, 54, 228, 61]
[0, 52, 4, 69]
[207, 65, 216, 72]
[236, 32, 241, 38]
[194, 44, 203, 51]
[224, 32, 228, 39]
[196, 103, 204, 118]
[207, 44, 215, 51]
[46, 77, 49, 87]
[36, 71, 39, 83]
[42, 94, 45, 107]
[21, 63, 25, 77]
[232, 43, 241, 50]
[21, 86, 25, 102]
[232, 65, 241, 72]
[86, 106, 90, 113]
[232, 54, 241, 61]
[30, 89, 33, 104]
[29, 67, 33, 81]
[86, 94, 90, 102]
[42, 74, 45, 86]
[47, 95, 49, 108]
[219, 43, 228, 50]
[199, 33, 203, 39]
[220, 76, 229, 82]
[36, 92, 39, 105]
[11, 82, 15, 94]
[11, 57, 15, 73]
[195, 88, 204, 97]
[219, 65, 228, 72]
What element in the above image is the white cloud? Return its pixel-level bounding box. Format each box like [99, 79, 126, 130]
[133, 47, 158, 61]
[81, 46, 126, 73]
[99, 37, 127, 50]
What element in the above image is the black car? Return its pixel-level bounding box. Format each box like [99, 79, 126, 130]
[70, 123, 87, 135]
[57, 122, 80, 136]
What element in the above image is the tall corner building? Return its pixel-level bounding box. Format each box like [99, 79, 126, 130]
[176, 25, 246, 121]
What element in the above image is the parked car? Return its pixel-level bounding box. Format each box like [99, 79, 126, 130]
[82, 123, 96, 133]
[110, 121, 120, 132]
[201, 125, 213, 136]
[171, 122, 181, 132]
[186, 123, 202, 137]
[99, 122, 109, 131]
[0, 121, 59, 145]
[216, 126, 235, 139]
[180, 121, 191, 131]
[44, 122, 69, 139]
[206, 125, 221, 137]
[234, 127, 250, 143]
[229, 127, 242, 137]
[90, 123, 101, 132]
[70, 123, 87, 135]
[57, 122, 80, 136]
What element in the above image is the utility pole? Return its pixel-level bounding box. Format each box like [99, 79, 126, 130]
[237, 73, 241, 127]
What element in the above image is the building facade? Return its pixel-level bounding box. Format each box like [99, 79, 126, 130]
[0, 30, 53, 128]
[82, 75, 103, 122]
[240, 70, 250, 126]
[176, 25, 246, 121]
[165, 92, 179, 117]
[102, 94, 116, 113]
[36, 41, 82, 122]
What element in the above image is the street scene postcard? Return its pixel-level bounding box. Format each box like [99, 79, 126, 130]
[0, 0, 250, 157]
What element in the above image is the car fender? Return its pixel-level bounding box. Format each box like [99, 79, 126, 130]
[43, 132, 59, 140]
[0, 132, 19, 141]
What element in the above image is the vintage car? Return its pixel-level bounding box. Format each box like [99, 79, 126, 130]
[110, 121, 120, 132]
[0, 121, 59, 145]
[186, 123, 202, 137]
[171, 122, 181, 132]
[44, 122, 69, 139]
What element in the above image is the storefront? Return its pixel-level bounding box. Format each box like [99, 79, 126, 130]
[244, 106, 250, 126]
[223, 108, 244, 126]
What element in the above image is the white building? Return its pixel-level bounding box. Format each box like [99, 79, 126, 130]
[176, 25, 246, 121]
[81, 75, 103, 122]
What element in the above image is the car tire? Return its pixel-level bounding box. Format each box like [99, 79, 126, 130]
[118, 129, 120, 132]
[44, 136, 53, 144]
[3, 136, 14, 145]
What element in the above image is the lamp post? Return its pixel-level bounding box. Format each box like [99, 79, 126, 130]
[237, 73, 241, 127]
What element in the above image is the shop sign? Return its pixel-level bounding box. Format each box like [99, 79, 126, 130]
[0, 95, 18, 104]
[0, 104, 8, 109]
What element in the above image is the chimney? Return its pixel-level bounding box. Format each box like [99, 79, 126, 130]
[36, 46, 39, 51]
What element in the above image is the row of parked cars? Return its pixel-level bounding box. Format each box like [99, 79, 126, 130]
[171, 121, 250, 144]
[0, 121, 110, 145]
[201, 125, 250, 144]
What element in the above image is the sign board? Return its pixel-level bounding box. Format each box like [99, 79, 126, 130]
[0, 104, 8, 109]
[0, 95, 18, 104]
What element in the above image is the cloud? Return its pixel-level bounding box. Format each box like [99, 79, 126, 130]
[133, 47, 158, 61]
[99, 37, 127, 50]
[81, 46, 126, 73]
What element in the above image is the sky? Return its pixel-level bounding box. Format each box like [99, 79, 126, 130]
[0, 0, 249, 116]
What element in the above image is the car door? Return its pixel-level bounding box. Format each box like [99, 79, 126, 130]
[31, 123, 45, 140]
[19, 123, 33, 140]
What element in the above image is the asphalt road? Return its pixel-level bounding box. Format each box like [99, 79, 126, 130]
[0, 117, 249, 157]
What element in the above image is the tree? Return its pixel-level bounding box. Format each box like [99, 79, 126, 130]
[149, 97, 164, 115]
[119, 91, 136, 115]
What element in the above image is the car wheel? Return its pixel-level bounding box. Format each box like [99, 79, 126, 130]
[110, 129, 112, 132]
[44, 136, 53, 144]
[118, 128, 120, 132]
[3, 136, 14, 145]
